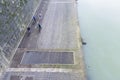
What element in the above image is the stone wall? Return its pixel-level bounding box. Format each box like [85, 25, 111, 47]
[0, 0, 42, 73]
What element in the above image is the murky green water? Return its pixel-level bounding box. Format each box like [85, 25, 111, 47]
[77, 0, 120, 80]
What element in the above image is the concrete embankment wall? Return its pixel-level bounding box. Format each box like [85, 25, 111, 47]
[0, 0, 42, 74]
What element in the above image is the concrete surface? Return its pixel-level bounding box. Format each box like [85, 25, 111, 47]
[1, 0, 86, 80]
[20, 51, 74, 64]
[19, 0, 78, 50]
[3, 72, 81, 80]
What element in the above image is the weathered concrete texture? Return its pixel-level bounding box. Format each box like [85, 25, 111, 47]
[0, 0, 44, 75]
[20, 51, 74, 64]
[8, 0, 86, 80]
[1, 0, 86, 80]
[18, 1, 79, 50]
[10, 75, 33, 80]
[2, 72, 81, 80]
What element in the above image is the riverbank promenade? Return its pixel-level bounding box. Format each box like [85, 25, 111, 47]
[1, 0, 86, 80]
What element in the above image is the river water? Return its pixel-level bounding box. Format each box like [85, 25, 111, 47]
[77, 0, 120, 80]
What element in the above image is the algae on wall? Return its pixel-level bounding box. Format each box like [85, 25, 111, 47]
[0, 0, 41, 73]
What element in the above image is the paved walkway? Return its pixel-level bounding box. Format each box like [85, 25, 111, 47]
[19, 0, 78, 50]
[2, 0, 86, 80]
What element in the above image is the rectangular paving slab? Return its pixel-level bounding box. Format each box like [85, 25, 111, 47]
[3, 72, 81, 80]
[10, 75, 33, 80]
[20, 51, 74, 64]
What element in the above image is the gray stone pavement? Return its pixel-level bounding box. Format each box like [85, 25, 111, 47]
[3, 71, 81, 80]
[20, 51, 74, 64]
[19, 0, 78, 50]
[2, 0, 86, 80]
[18, 0, 50, 49]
